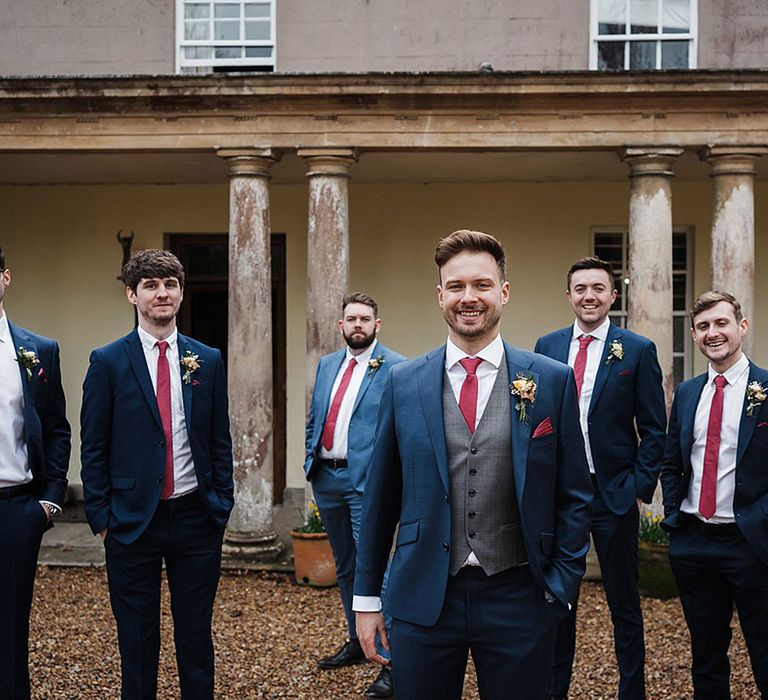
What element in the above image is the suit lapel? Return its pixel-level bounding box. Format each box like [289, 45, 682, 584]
[8, 322, 36, 422]
[588, 323, 620, 418]
[553, 328, 571, 364]
[318, 350, 347, 420]
[125, 330, 163, 429]
[178, 334, 193, 428]
[681, 374, 708, 464]
[417, 349, 450, 496]
[737, 363, 767, 466]
[505, 342, 536, 504]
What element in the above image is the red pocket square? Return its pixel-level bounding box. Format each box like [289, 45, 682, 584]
[758, 421, 768, 428]
[533, 417, 554, 438]
[618, 368, 633, 376]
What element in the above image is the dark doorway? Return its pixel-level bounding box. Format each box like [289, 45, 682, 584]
[166, 233, 287, 504]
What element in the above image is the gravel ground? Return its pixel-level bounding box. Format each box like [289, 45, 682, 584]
[30, 567, 755, 699]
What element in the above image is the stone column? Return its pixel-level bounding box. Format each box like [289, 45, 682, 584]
[621, 148, 683, 411]
[700, 146, 767, 356]
[298, 148, 358, 409]
[217, 147, 283, 564]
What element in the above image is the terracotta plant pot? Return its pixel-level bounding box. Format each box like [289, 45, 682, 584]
[290, 530, 337, 587]
[638, 541, 677, 599]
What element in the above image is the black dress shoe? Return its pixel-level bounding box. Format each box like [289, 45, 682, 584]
[317, 639, 366, 670]
[365, 665, 394, 698]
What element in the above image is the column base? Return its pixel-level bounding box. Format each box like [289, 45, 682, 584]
[222, 528, 285, 567]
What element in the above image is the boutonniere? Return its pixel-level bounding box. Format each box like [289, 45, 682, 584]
[16, 346, 40, 381]
[180, 351, 202, 385]
[367, 355, 385, 377]
[510, 372, 537, 423]
[605, 339, 624, 366]
[746, 380, 767, 417]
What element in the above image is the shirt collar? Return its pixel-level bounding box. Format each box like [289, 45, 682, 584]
[572, 316, 611, 343]
[708, 352, 750, 386]
[445, 334, 504, 370]
[137, 324, 178, 353]
[346, 338, 378, 366]
[0, 312, 8, 344]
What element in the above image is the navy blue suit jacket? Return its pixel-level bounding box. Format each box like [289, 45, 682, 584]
[535, 322, 666, 514]
[8, 322, 71, 508]
[304, 342, 406, 493]
[354, 341, 592, 626]
[80, 329, 234, 544]
[660, 361, 768, 565]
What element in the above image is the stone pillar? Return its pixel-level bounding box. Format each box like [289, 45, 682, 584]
[700, 146, 767, 356]
[217, 147, 283, 564]
[621, 148, 683, 411]
[298, 148, 358, 409]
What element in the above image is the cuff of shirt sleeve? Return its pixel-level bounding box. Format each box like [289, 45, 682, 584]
[352, 595, 382, 613]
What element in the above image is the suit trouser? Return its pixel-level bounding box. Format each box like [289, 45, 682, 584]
[104, 491, 224, 700]
[0, 490, 47, 700]
[391, 565, 562, 700]
[669, 517, 768, 700]
[550, 485, 644, 700]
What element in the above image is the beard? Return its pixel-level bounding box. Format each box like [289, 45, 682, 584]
[343, 328, 376, 350]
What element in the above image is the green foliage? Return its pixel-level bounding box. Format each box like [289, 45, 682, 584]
[295, 499, 325, 534]
[638, 510, 669, 545]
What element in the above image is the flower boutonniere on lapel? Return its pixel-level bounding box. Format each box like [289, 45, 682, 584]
[16, 346, 40, 381]
[605, 339, 624, 366]
[510, 373, 537, 423]
[180, 350, 202, 385]
[367, 355, 385, 377]
[746, 380, 767, 417]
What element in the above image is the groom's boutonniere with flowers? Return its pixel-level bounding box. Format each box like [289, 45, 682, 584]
[16, 346, 40, 381]
[367, 355, 385, 377]
[510, 373, 537, 423]
[746, 380, 767, 417]
[180, 350, 202, 385]
[605, 339, 624, 366]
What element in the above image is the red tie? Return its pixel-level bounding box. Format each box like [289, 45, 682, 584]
[156, 341, 174, 500]
[322, 358, 357, 451]
[458, 357, 483, 434]
[699, 374, 728, 520]
[573, 334, 594, 399]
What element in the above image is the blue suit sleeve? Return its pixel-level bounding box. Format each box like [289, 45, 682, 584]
[304, 359, 324, 481]
[660, 387, 684, 523]
[39, 340, 71, 505]
[209, 350, 234, 513]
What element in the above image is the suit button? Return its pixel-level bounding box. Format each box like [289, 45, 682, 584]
[444, 495, 450, 504]
[442, 543, 449, 551]
[159, 441, 165, 448]
[468, 511, 476, 519]
[470, 447, 478, 455]
[468, 531, 476, 539]
[469, 469, 477, 476]
[157, 477, 162, 484]
[468, 489, 476, 497]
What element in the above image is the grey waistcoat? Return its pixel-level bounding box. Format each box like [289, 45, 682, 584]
[443, 358, 527, 576]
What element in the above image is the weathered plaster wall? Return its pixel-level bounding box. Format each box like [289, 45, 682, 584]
[698, 0, 768, 69]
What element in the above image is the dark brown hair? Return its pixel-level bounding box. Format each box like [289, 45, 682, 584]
[567, 256, 616, 291]
[690, 290, 743, 326]
[0, 246, 5, 271]
[342, 292, 378, 318]
[434, 230, 506, 281]
[121, 249, 185, 291]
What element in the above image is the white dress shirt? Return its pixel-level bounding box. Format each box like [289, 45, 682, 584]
[0, 312, 32, 488]
[137, 326, 197, 498]
[319, 339, 379, 460]
[567, 316, 611, 474]
[681, 353, 749, 524]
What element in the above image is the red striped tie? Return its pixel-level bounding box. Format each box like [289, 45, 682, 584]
[156, 340, 174, 500]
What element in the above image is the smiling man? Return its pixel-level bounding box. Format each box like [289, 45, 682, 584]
[535, 256, 666, 700]
[354, 230, 591, 700]
[661, 291, 768, 698]
[80, 249, 233, 700]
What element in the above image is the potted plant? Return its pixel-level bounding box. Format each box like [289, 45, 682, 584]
[637, 509, 677, 599]
[290, 500, 337, 587]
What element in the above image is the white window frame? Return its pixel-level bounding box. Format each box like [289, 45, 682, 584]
[589, 0, 698, 70]
[176, 0, 276, 74]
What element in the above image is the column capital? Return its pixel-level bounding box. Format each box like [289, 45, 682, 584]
[217, 147, 281, 177]
[699, 145, 768, 177]
[298, 147, 358, 177]
[620, 147, 684, 178]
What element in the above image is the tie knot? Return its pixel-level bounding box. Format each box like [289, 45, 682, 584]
[156, 340, 169, 356]
[714, 374, 728, 389]
[578, 334, 594, 350]
[348, 357, 357, 368]
[459, 357, 483, 376]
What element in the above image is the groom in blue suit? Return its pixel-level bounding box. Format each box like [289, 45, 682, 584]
[304, 292, 404, 698]
[661, 291, 768, 698]
[535, 256, 666, 700]
[0, 247, 70, 699]
[81, 249, 233, 700]
[354, 231, 592, 700]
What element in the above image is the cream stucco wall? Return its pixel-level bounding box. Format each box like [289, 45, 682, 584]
[1, 179, 766, 494]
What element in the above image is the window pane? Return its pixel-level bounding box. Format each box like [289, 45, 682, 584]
[673, 315, 685, 351]
[661, 40, 689, 68]
[215, 20, 240, 40]
[245, 20, 270, 40]
[214, 4, 240, 18]
[185, 20, 209, 40]
[673, 356, 684, 387]
[185, 4, 210, 19]
[631, 0, 658, 33]
[245, 46, 272, 57]
[184, 46, 213, 59]
[663, 0, 690, 33]
[245, 3, 270, 18]
[598, 0, 626, 34]
[215, 47, 242, 58]
[672, 232, 687, 269]
[630, 40, 656, 69]
[673, 276, 687, 311]
[594, 232, 624, 269]
[598, 41, 625, 69]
